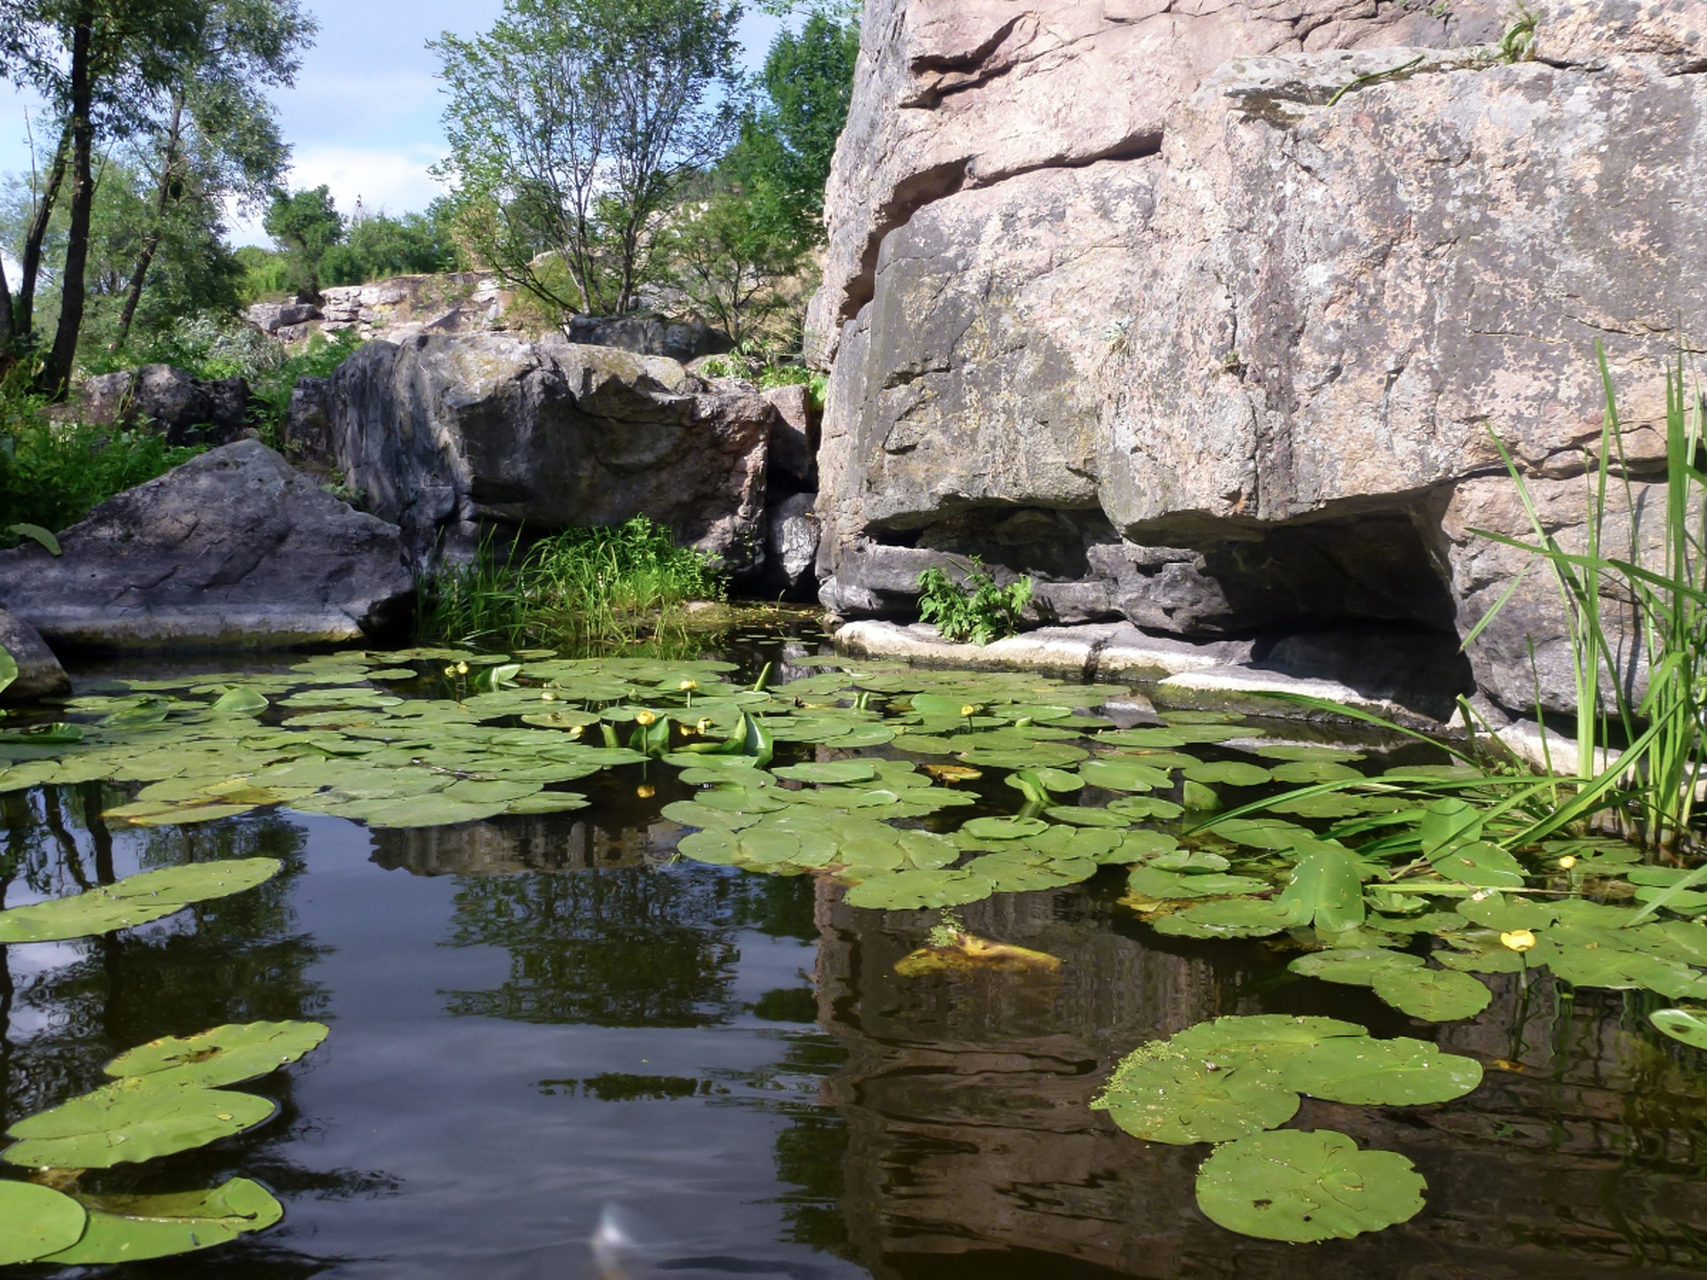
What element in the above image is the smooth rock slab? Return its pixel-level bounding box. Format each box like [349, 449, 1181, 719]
[0, 441, 414, 651]
[0, 609, 70, 701]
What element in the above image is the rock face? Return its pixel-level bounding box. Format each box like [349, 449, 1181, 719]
[0, 441, 414, 651]
[77, 364, 252, 446]
[330, 333, 779, 574]
[809, 0, 1707, 712]
[247, 273, 516, 345]
[0, 609, 70, 702]
[564, 313, 730, 363]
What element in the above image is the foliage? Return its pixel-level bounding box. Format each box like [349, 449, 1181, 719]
[263, 183, 342, 299]
[244, 327, 363, 448]
[431, 0, 744, 320]
[323, 205, 461, 285]
[917, 557, 1034, 645]
[1196, 1130, 1427, 1243]
[0, 378, 203, 541]
[662, 170, 803, 347]
[418, 516, 728, 650]
[0, 858, 281, 942]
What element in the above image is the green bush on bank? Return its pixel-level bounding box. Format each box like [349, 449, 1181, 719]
[419, 515, 727, 650]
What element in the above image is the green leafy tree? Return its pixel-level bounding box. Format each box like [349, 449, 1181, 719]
[664, 171, 801, 347]
[263, 183, 342, 301]
[322, 207, 459, 286]
[431, 0, 744, 319]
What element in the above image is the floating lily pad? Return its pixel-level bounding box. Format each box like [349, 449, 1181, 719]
[0, 859, 282, 945]
[1195, 1129, 1426, 1242]
[1651, 1008, 1707, 1050]
[105, 1021, 329, 1089]
[1370, 968, 1492, 1022]
[1182, 761, 1273, 787]
[962, 816, 1049, 841]
[844, 870, 995, 911]
[1290, 949, 1422, 986]
[1092, 1047, 1299, 1145]
[773, 761, 878, 785]
[0, 1181, 86, 1265]
[1044, 805, 1131, 828]
[41, 1179, 284, 1265]
[1078, 759, 1173, 792]
[1278, 1036, 1482, 1105]
[1150, 899, 1297, 938]
[1126, 867, 1270, 901]
[1429, 840, 1526, 889]
[1270, 760, 1364, 784]
[4, 1079, 276, 1169]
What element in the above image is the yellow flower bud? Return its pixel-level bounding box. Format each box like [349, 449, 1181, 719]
[456, 662, 469, 675]
[541, 691, 558, 702]
[1558, 855, 1577, 870]
[567, 725, 584, 739]
[635, 710, 657, 726]
[636, 784, 656, 799]
[443, 666, 457, 678]
[960, 705, 977, 718]
[696, 718, 713, 733]
[679, 679, 698, 692]
[1500, 929, 1537, 953]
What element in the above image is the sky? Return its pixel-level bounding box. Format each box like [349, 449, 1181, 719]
[0, 0, 792, 249]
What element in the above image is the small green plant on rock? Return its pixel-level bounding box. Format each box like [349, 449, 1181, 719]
[917, 557, 1033, 646]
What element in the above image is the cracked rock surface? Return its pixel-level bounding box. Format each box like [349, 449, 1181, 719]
[0, 440, 414, 651]
[809, 0, 1707, 713]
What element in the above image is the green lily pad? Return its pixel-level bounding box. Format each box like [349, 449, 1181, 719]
[1182, 760, 1273, 787]
[1290, 949, 1422, 986]
[1419, 797, 1483, 855]
[843, 870, 995, 910]
[1651, 1008, 1707, 1050]
[1278, 1036, 1483, 1105]
[0, 859, 282, 944]
[105, 1021, 329, 1089]
[1126, 867, 1270, 901]
[208, 687, 270, 716]
[4, 1079, 276, 1169]
[1195, 1129, 1426, 1242]
[772, 761, 878, 785]
[1370, 968, 1492, 1022]
[41, 1178, 284, 1265]
[1044, 805, 1131, 828]
[1169, 1015, 1368, 1057]
[1107, 795, 1184, 821]
[962, 816, 1049, 841]
[1078, 759, 1173, 792]
[1091, 1047, 1299, 1145]
[1210, 818, 1315, 850]
[0, 1181, 86, 1265]
[1269, 760, 1364, 784]
[1254, 745, 1366, 763]
[1429, 840, 1526, 889]
[1151, 899, 1297, 938]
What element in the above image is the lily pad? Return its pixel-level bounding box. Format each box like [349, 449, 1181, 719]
[0, 859, 282, 944]
[4, 1079, 276, 1169]
[844, 870, 995, 911]
[1126, 867, 1270, 901]
[1651, 1008, 1707, 1050]
[1078, 759, 1173, 792]
[1278, 1036, 1483, 1105]
[1150, 899, 1297, 938]
[1290, 949, 1422, 986]
[105, 1021, 329, 1089]
[1182, 761, 1273, 787]
[1092, 1047, 1299, 1145]
[1370, 968, 1492, 1022]
[1429, 840, 1526, 889]
[43, 1179, 284, 1265]
[1195, 1129, 1426, 1242]
[0, 1181, 86, 1265]
[773, 761, 878, 785]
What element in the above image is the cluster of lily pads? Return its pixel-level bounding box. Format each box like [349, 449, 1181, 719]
[12, 644, 1707, 1247]
[1091, 1014, 1482, 1241]
[0, 857, 326, 1266]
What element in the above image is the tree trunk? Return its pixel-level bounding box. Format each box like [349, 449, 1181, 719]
[0, 254, 13, 348]
[42, 6, 96, 398]
[17, 119, 72, 341]
[112, 97, 184, 353]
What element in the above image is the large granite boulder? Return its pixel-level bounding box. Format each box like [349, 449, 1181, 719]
[0, 609, 70, 702]
[565, 313, 730, 363]
[0, 441, 414, 651]
[330, 333, 777, 574]
[810, 0, 1707, 712]
[78, 364, 252, 446]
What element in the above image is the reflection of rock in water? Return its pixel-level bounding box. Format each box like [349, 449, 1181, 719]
[813, 880, 1707, 1278]
[370, 817, 686, 877]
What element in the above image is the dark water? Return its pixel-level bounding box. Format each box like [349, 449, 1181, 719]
[7, 638, 1707, 1278]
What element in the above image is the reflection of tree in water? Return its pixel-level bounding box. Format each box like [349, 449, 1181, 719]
[0, 785, 397, 1279]
[442, 860, 818, 1026]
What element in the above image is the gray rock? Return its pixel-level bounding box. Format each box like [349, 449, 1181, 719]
[330, 333, 776, 573]
[77, 364, 252, 446]
[761, 383, 817, 495]
[246, 301, 322, 334]
[565, 314, 731, 364]
[282, 376, 333, 468]
[807, 2, 1707, 710]
[0, 609, 70, 702]
[764, 492, 821, 598]
[0, 440, 414, 651]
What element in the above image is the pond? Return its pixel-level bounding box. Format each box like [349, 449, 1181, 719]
[3, 627, 1707, 1278]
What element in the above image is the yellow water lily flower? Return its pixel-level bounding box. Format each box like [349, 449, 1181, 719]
[634, 710, 657, 726]
[696, 718, 713, 734]
[1557, 855, 1577, 870]
[541, 691, 558, 702]
[443, 666, 457, 678]
[960, 705, 977, 718]
[636, 784, 656, 799]
[456, 662, 470, 675]
[567, 725, 584, 739]
[679, 680, 698, 692]
[1500, 929, 1537, 953]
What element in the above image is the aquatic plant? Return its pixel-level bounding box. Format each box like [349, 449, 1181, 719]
[0, 857, 324, 1266]
[916, 557, 1033, 645]
[418, 516, 727, 650]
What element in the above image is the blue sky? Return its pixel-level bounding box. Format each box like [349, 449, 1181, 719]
[0, 0, 791, 248]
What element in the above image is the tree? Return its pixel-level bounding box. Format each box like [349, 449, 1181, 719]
[322, 207, 459, 287]
[431, 0, 744, 319]
[0, 0, 311, 389]
[664, 172, 800, 347]
[263, 184, 342, 301]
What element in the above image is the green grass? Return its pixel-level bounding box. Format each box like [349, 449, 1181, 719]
[417, 516, 728, 650]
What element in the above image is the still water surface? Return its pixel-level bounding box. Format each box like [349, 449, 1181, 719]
[5, 635, 1707, 1279]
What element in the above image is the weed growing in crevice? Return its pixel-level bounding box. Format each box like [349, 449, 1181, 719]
[917, 557, 1033, 646]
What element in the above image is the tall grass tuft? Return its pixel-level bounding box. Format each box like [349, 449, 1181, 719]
[417, 516, 727, 651]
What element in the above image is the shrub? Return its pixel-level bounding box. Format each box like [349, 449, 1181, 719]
[418, 516, 727, 649]
[917, 558, 1033, 646]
